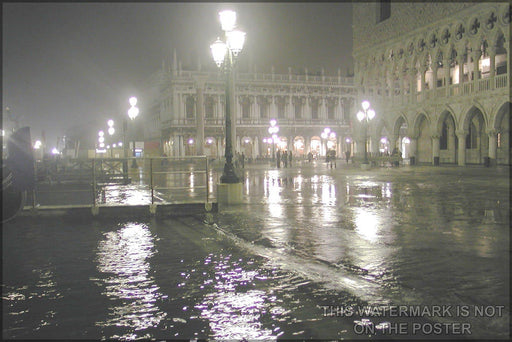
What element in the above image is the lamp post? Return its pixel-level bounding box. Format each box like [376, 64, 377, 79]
[268, 119, 279, 161]
[128, 96, 139, 168]
[321, 127, 331, 157]
[107, 119, 115, 158]
[210, 10, 246, 184]
[356, 100, 376, 165]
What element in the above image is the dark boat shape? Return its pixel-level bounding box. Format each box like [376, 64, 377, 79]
[2, 127, 34, 223]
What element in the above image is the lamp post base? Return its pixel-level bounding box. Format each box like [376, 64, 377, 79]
[360, 163, 371, 170]
[217, 182, 243, 205]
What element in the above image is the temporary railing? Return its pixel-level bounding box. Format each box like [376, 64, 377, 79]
[28, 156, 211, 209]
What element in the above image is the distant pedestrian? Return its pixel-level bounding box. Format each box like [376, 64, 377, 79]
[241, 152, 245, 168]
[276, 150, 281, 168]
[345, 150, 350, 164]
[307, 152, 313, 163]
[283, 151, 288, 168]
[288, 151, 293, 167]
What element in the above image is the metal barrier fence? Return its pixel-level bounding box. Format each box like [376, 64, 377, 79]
[30, 156, 210, 208]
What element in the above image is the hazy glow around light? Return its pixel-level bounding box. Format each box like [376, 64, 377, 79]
[368, 109, 376, 120]
[128, 106, 139, 120]
[108, 127, 115, 135]
[129, 96, 138, 107]
[211, 38, 227, 67]
[226, 29, 246, 56]
[357, 111, 365, 122]
[107, 119, 114, 127]
[362, 100, 370, 111]
[51, 147, 59, 155]
[219, 10, 237, 31]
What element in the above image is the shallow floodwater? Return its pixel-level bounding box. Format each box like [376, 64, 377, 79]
[2, 164, 509, 339]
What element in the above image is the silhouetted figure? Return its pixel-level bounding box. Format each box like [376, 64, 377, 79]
[241, 152, 245, 168]
[283, 151, 288, 168]
[307, 152, 313, 163]
[288, 151, 293, 167]
[345, 150, 350, 164]
[276, 150, 281, 168]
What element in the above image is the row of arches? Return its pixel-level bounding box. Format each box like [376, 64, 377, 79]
[367, 102, 510, 165]
[356, 4, 509, 96]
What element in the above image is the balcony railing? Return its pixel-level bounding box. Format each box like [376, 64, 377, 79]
[377, 73, 508, 108]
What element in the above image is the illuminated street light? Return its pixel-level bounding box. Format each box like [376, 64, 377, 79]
[356, 100, 376, 165]
[210, 10, 246, 184]
[268, 119, 279, 161]
[128, 97, 139, 168]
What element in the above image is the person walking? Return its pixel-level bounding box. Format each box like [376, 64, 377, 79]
[241, 152, 245, 168]
[288, 151, 293, 167]
[283, 150, 288, 168]
[345, 150, 350, 164]
[276, 149, 281, 168]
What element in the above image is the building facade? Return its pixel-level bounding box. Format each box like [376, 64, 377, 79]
[140, 53, 356, 160]
[352, 2, 510, 165]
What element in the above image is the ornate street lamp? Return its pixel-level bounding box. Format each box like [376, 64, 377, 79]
[268, 119, 279, 161]
[356, 100, 376, 165]
[128, 96, 139, 168]
[210, 10, 246, 184]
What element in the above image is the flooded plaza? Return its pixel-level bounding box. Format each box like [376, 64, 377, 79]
[2, 162, 510, 340]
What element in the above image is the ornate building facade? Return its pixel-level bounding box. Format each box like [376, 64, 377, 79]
[352, 2, 510, 165]
[140, 52, 356, 160]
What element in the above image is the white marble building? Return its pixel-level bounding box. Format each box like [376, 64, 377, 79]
[352, 2, 510, 165]
[140, 50, 356, 160]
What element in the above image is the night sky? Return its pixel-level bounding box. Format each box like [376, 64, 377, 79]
[3, 2, 353, 150]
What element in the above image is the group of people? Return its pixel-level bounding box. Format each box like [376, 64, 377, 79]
[275, 150, 292, 168]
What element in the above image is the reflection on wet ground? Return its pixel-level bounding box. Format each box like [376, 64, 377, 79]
[3, 163, 509, 339]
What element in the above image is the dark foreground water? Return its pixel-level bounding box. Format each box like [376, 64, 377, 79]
[2, 164, 510, 340]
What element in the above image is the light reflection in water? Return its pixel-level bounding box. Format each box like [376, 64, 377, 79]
[189, 171, 195, 193]
[354, 207, 380, 243]
[263, 171, 284, 218]
[195, 254, 279, 340]
[95, 223, 166, 339]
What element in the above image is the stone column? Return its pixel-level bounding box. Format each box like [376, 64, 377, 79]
[443, 58, 451, 87]
[456, 130, 467, 166]
[370, 135, 379, 157]
[431, 64, 438, 89]
[432, 135, 440, 165]
[409, 137, 417, 164]
[389, 134, 399, 153]
[489, 46, 496, 79]
[178, 135, 185, 157]
[457, 55, 464, 85]
[356, 137, 366, 160]
[253, 136, 259, 158]
[420, 68, 426, 99]
[488, 129, 497, 166]
[409, 69, 416, 102]
[472, 49, 482, 81]
[194, 77, 206, 155]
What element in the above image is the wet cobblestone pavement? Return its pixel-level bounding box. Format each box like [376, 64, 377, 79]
[3, 161, 510, 339]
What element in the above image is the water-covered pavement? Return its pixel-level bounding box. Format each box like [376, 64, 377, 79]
[2, 161, 510, 339]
